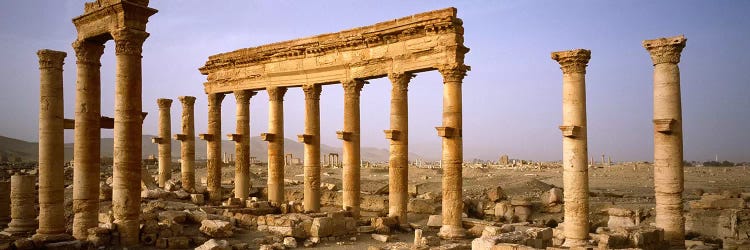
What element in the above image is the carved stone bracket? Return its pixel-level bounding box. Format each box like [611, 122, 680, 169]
[227, 134, 242, 142]
[199, 134, 214, 141]
[151, 137, 163, 144]
[643, 35, 687, 65]
[384, 130, 401, 140]
[173, 134, 187, 141]
[551, 49, 591, 74]
[297, 134, 312, 144]
[559, 125, 582, 138]
[336, 131, 352, 141]
[653, 119, 676, 134]
[435, 126, 456, 138]
[260, 133, 275, 142]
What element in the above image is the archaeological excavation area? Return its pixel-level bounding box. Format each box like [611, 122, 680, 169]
[0, 1, 748, 250]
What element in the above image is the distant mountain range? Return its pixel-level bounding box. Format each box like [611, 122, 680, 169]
[0, 134, 423, 162]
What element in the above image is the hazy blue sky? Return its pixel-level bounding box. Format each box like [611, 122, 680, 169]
[1, 1, 748, 162]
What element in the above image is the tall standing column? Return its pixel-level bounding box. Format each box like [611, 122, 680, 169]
[552, 49, 591, 247]
[300, 84, 322, 212]
[643, 35, 687, 248]
[386, 72, 413, 225]
[265, 87, 287, 205]
[111, 29, 149, 246]
[35, 50, 69, 240]
[155, 98, 173, 187]
[71, 40, 104, 240]
[230, 90, 255, 202]
[340, 79, 364, 217]
[175, 96, 196, 191]
[436, 64, 467, 239]
[204, 93, 225, 203]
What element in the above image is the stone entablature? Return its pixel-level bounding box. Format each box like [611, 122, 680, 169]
[73, 0, 157, 41]
[199, 7, 469, 93]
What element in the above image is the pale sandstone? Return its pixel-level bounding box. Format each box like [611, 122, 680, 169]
[175, 96, 197, 191]
[153, 98, 172, 188]
[203, 93, 225, 203]
[230, 90, 255, 202]
[341, 79, 364, 217]
[300, 84, 322, 212]
[387, 72, 413, 225]
[644, 35, 687, 248]
[35, 49, 69, 240]
[551, 48, 591, 247]
[3, 174, 37, 235]
[265, 87, 287, 206]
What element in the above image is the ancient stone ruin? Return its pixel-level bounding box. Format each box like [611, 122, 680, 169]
[3, 0, 749, 249]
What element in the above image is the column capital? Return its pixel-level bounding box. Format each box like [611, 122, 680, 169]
[234, 90, 256, 104]
[267, 87, 287, 101]
[72, 40, 104, 65]
[437, 64, 469, 83]
[207, 93, 226, 104]
[37, 49, 67, 70]
[342, 79, 365, 97]
[388, 72, 415, 92]
[643, 35, 687, 65]
[302, 84, 322, 100]
[178, 96, 196, 106]
[111, 29, 150, 56]
[551, 49, 591, 74]
[156, 98, 172, 109]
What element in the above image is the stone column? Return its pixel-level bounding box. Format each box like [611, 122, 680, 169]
[436, 64, 467, 239]
[340, 79, 364, 217]
[3, 174, 37, 236]
[153, 98, 172, 188]
[643, 35, 687, 247]
[35, 49, 69, 240]
[264, 87, 287, 205]
[386, 72, 413, 225]
[71, 40, 104, 240]
[0, 181, 9, 228]
[175, 96, 196, 191]
[230, 90, 255, 202]
[204, 93, 225, 203]
[300, 84, 322, 212]
[552, 49, 591, 247]
[111, 29, 149, 246]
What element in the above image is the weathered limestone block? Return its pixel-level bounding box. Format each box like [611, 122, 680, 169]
[371, 233, 389, 243]
[486, 186, 506, 202]
[371, 216, 398, 234]
[540, 188, 563, 206]
[427, 215, 443, 228]
[99, 182, 112, 201]
[158, 210, 188, 224]
[199, 220, 234, 238]
[686, 208, 750, 240]
[86, 227, 111, 247]
[494, 202, 514, 222]
[191, 193, 205, 205]
[195, 239, 230, 250]
[409, 198, 441, 214]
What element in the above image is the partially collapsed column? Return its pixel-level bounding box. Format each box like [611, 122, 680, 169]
[552, 49, 591, 247]
[175, 96, 196, 192]
[3, 174, 37, 236]
[230, 90, 255, 202]
[71, 40, 104, 240]
[154, 98, 172, 187]
[111, 29, 149, 246]
[204, 93, 225, 203]
[35, 49, 68, 240]
[264, 87, 287, 205]
[643, 35, 687, 247]
[386, 72, 413, 225]
[436, 64, 467, 239]
[300, 84, 322, 212]
[340, 79, 364, 217]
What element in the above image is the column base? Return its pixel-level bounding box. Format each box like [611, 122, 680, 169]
[32, 232, 73, 244]
[437, 225, 465, 239]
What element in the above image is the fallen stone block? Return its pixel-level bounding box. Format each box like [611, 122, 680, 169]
[408, 198, 441, 214]
[199, 220, 234, 238]
[427, 215, 442, 228]
[371, 233, 389, 243]
[195, 239, 230, 250]
[487, 186, 506, 202]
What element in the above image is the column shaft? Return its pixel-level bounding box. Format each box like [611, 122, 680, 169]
[36, 50, 67, 237]
[267, 87, 287, 205]
[342, 80, 364, 217]
[644, 35, 687, 248]
[4, 175, 37, 235]
[437, 65, 466, 239]
[156, 99, 172, 187]
[387, 73, 412, 224]
[177, 96, 196, 191]
[552, 49, 591, 247]
[302, 84, 322, 212]
[207, 93, 225, 202]
[233, 90, 255, 201]
[112, 29, 148, 246]
[72, 40, 104, 240]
